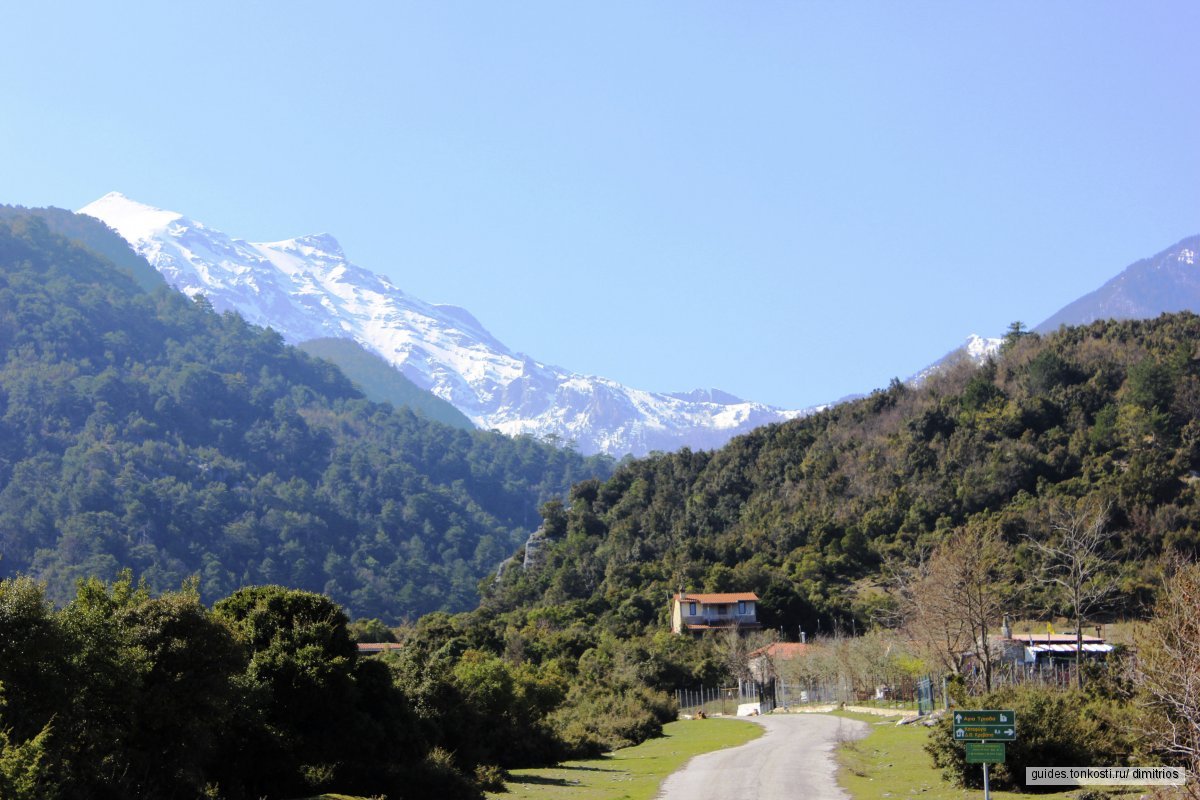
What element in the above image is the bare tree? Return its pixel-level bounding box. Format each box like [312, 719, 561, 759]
[893, 524, 1014, 692]
[1024, 497, 1120, 689]
[1134, 559, 1200, 792]
[889, 547, 971, 678]
[717, 628, 776, 690]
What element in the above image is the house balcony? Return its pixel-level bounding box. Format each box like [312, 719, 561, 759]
[681, 613, 762, 631]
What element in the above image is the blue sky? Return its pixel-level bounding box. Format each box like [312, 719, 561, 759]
[3, 2, 1198, 408]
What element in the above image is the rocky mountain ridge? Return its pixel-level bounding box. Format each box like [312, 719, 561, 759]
[80, 193, 806, 456]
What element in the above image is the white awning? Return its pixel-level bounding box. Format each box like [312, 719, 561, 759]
[1027, 642, 1108, 652]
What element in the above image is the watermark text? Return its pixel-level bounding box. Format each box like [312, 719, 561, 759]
[1026, 767, 1185, 786]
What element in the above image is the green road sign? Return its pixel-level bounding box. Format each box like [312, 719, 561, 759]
[953, 724, 1017, 741]
[953, 710, 1015, 726]
[965, 742, 1006, 764]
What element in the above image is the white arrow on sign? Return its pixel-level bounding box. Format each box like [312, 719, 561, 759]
[955, 713, 963, 723]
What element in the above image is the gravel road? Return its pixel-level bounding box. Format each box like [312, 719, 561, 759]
[657, 714, 870, 800]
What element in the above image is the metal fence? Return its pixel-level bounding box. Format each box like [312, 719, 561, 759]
[675, 686, 762, 716]
[676, 656, 1103, 717]
[676, 674, 942, 716]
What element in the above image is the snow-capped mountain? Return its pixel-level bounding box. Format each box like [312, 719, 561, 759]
[79, 192, 806, 456]
[1035, 234, 1200, 333]
[913, 233, 1200, 383]
[909, 333, 1004, 385]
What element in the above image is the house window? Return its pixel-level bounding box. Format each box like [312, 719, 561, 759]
[688, 602, 697, 616]
[738, 600, 746, 615]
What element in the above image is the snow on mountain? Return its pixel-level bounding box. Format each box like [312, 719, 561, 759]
[964, 333, 1003, 361]
[909, 333, 1003, 385]
[79, 192, 806, 456]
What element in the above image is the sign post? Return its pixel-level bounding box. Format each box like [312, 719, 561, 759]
[954, 711, 1016, 800]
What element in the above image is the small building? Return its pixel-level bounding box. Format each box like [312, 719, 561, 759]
[748, 641, 809, 683]
[1001, 633, 1113, 667]
[962, 631, 1114, 678]
[670, 591, 761, 635]
[357, 642, 403, 655]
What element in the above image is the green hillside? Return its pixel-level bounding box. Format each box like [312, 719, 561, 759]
[320, 311, 1188, 762]
[0, 204, 165, 291]
[298, 336, 475, 430]
[485, 314, 1200, 633]
[0, 209, 611, 620]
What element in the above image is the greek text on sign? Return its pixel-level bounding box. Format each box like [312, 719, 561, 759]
[954, 724, 1017, 741]
[966, 742, 1006, 764]
[953, 710, 1015, 725]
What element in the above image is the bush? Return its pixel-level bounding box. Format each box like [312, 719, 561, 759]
[549, 685, 675, 757]
[926, 685, 1145, 791]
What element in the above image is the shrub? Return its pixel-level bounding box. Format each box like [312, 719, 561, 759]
[548, 685, 675, 757]
[926, 685, 1145, 791]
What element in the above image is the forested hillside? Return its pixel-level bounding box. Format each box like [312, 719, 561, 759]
[297, 336, 476, 430]
[484, 313, 1200, 633]
[321, 311, 1199, 762]
[0, 210, 610, 620]
[0, 204, 165, 291]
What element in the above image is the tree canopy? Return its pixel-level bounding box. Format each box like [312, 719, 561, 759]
[0, 209, 611, 621]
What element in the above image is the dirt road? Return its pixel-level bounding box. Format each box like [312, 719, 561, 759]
[657, 714, 869, 800]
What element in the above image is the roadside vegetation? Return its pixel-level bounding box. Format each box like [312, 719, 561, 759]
[0, 574, 499, 799]
[836, 711, 1075, 800]
[488, 718, 761, 800]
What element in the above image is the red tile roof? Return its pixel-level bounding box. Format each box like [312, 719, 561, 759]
[750, 642, 809, 659]
[677, 592, 759, 603]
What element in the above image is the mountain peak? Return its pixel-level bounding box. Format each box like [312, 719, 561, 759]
[77, 192, 184, 244]
[964, 333, 1002, 360]
[1035, 233, 1200, 334]
[81, 195, 807, 456]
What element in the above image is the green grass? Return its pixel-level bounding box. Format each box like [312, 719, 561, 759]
[488, 717, 762, 800]
[834, 712, 1081, 800]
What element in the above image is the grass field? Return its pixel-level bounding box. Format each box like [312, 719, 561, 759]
[834, 711, 1084, 800]
[488, 717, 762, 800]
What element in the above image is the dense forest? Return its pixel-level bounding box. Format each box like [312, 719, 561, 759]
[0, 209, 611, 620]
[0, 574, 554, 799]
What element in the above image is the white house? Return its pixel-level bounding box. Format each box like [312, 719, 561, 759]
[670, 591, 761, 635]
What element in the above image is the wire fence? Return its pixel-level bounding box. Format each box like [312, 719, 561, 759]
[676, 659, 1093, 717]
[965, 658, 1081, 693]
